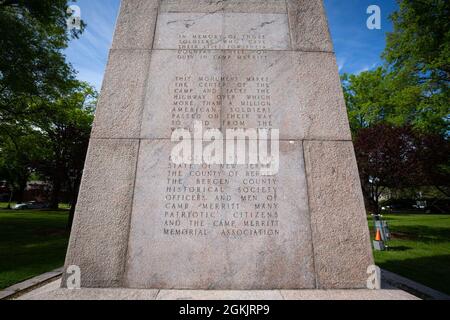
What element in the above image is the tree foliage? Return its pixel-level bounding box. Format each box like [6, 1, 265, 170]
[343, 0, 449, 136]
[384, 0, 450, 90]
[0, 125, 44, 204]
[0, 0, 94, 216]
[35, 83, 96, 210]
[354, 124, 449, 213]
[343, 0, 449, 212]
[0, 0, 85, 121]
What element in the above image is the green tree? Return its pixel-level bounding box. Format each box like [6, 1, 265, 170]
[354, 124, 450, 213]
[342, 68, 424, 135]
[0, 0, 85, 124]
[383, 0, 449, 134]
[342, 68, 393, 134]
[0, 125, 46, 207]
[384, 0, 449, 91]
[0, 0, 96, 222]
[35, 82, 96, 216]
[343, 0, 449, 136]
[343, 0, 449, 213]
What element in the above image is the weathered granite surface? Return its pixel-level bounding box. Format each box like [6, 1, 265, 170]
[287, 0, 334, 52]
[154, 12, 290, 50]
[160, 0, 288, 13]
[303, 141, 374, 288]
[111, 0, 159, 49]
[140, 50, 350, 140]
[124, 140, 314, 289]
[63, 139, 139, 287]
[64, 0, 374, 291]
[17, 279, 419, 300]
[91, 50, 151, 139]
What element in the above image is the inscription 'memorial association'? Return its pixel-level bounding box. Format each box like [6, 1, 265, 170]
[64, 0, 374, 290]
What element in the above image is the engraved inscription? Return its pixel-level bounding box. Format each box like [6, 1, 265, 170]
[141, 49, 304, 140]
[163, 162, 280, 238]
[125, 8, 314, 289]
[170, 70, 274, 131]
[125, 139, 313, 289]
[155, 13, 290, 50]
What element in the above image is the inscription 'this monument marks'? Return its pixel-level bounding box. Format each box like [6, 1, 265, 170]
[65, 1, 373, 290]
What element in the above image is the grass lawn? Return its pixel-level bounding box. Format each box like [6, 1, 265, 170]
[369, 213, 450, 295]
[0, 208, 69, 289]
[0, 202, 70, 210]
[1, 202, 449, 296]
[0, 202, 16, 209]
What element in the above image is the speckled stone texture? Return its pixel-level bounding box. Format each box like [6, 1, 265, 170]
[91, 50, 151, 139]
[154, 12, 290, 50]
[124, 140, 315, 289]
[140, 50, 350, 140]
[64, 0, 375, 292]
[160, 0, 288, 13]
[17, 279, 419, 300]
[111, 0, 159, 49]
[287, 0, 334, 52]
[303, 141, 374, 288]
[63, 139, 139, 287]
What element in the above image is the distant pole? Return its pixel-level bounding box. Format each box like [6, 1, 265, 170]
[7, 187, 13, 210]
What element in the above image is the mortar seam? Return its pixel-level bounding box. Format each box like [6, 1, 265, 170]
[302, 140, 319, 289]
[120, 0, 162, 286]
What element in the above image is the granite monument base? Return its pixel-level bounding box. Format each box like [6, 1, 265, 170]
[18, 279, 418, 300]
[64, 0, 376, 291]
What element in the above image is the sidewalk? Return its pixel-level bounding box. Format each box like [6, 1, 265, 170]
[3, 267, 449, 300]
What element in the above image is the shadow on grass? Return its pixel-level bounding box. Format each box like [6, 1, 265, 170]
[378, 254, 450, 296]
[0, 210, 69, 289]
[394, 225, 450, 242]
[370, 224, 450, 242]
[386, 245, 411, 251]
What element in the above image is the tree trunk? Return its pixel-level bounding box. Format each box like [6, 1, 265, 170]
[50, 177, 61, 210]
[6, 187, 14, 209]
[374, 195, 381, 215]
[16, 179, 27, 203]
[435, 186, 450, 198]
[360, 182, 378, 214]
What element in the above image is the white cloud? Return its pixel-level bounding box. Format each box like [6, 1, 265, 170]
[66, 0, 120, 90]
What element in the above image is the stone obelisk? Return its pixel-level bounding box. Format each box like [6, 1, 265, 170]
[63, 0, 374, 290]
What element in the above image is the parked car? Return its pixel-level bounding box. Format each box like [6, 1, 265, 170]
[12, 201, 50, 210]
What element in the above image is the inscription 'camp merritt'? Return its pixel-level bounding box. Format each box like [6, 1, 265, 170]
[163, 162, 280, 237]
[157, 53, 278, 238]
[125, 12, 314, 288]
[65, 0, 374, 291]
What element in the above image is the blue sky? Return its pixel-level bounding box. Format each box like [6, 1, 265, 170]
[66, 0, 398, 90]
